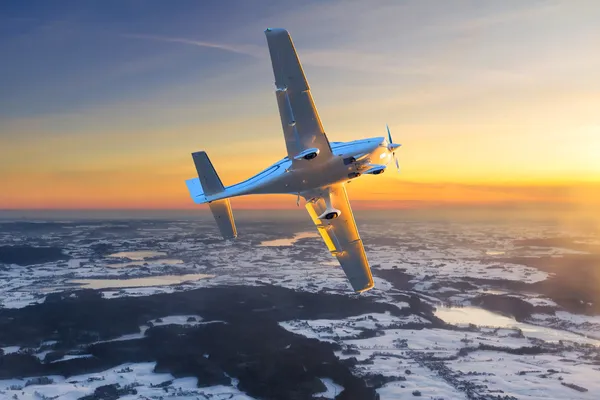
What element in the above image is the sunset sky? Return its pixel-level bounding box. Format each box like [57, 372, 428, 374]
[1, 0, 599, 214]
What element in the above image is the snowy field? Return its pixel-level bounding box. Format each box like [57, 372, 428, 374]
[0, 219, 581, 308]
[0, 362, 257, 400]
[1, 217, 599, 399]
[280, 312, 600, 400]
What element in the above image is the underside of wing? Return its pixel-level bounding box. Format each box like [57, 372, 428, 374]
[265, 28, 332, 166]
[305, 184, 374, 293]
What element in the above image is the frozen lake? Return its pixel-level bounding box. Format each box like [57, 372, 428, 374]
[435, 306, 599, 346]
[69, 273, 214, 289]
[106, 258, 184, 268]
[259, 231, 320, 247]
[108, 251, 167, 260]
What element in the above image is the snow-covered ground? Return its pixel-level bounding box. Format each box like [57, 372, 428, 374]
[280, 312, 600, 399]
[0, 219, 587, 308]
[0, 362, 256, 400]
[1, 218, 599, 399]
[280, 312, 428, 343]
[528, 311, 600, 341]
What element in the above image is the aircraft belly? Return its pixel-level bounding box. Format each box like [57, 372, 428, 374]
[259, 159, 352, 195]
[227, 137, 384, 198]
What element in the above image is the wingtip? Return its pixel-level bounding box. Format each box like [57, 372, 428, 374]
[191, 150, 207, 158]
[264, 27, 289, 35]
[355, 283, 375, 294]
[354, 279, 375, 294]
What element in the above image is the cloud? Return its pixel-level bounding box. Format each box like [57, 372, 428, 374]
[121, 32, 446, 79]
[122, 33, 263, 58]
[298, 49, 445, 76]
[423, 1, 563, 35]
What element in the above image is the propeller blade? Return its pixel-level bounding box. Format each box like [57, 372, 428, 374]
[387, 124, 401, 173]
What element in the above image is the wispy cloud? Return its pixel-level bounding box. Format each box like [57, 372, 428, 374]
[122, 33, 442, 77]
[122, 33, 263, 58]
[299, 49, 445, 76]
[429, 1, 563, 35]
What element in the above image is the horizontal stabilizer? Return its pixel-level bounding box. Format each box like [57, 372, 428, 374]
[185, 178, 207, 204]
[209, 199, 237, 239]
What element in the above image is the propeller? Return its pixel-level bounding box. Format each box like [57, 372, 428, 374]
[386, 124, 402, 172]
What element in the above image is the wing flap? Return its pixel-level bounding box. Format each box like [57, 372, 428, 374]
[305, 184, 374, 293]
[306, 203, 340, 254]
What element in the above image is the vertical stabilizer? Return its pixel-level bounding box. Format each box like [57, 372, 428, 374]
[192, 151, 225, 196]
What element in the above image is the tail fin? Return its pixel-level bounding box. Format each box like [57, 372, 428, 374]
[192, 151, 225, 196]
[186, 151, 237, 239]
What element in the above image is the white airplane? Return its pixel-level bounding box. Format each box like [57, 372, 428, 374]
[185, 28, 401, 293]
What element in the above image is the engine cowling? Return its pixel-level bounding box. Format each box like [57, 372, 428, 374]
[294, 147, 320, 161]
[363, 164, 386, 175]
[317, 208, 342, 220]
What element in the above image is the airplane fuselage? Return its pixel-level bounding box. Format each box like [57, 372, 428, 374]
[210, 136, 393, 202]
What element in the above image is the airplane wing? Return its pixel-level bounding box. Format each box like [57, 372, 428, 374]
[265, 28, 333, 166]
[305, 184, 374, 293]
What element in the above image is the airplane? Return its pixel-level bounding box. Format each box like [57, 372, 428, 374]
[185, 28, 401, 293]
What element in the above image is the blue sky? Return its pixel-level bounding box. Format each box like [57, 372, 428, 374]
[1, 0, 600, 210]
[1, 0, 273, 116]
[5, 0, 592, 119]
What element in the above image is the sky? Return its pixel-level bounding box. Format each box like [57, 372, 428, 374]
[1, 0, 599, 217]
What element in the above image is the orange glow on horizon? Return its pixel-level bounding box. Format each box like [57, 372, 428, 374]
[2, 166, 599, 213]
